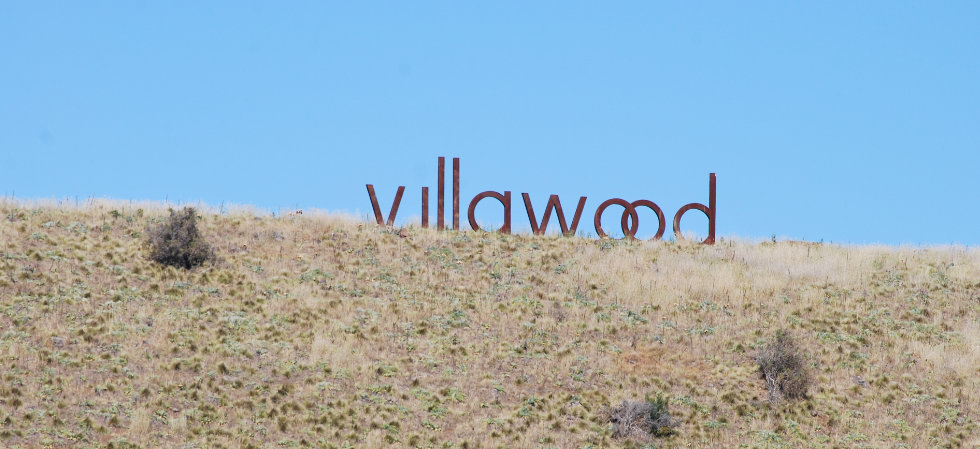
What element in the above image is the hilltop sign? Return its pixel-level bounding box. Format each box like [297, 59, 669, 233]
[367, 157, 716, 244]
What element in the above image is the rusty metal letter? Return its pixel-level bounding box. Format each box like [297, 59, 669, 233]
[437, 157, 445, 230]
[672, 173, 716, 244]
[453, 157, 460, 230]
[468, 191, 512, 234]
[421, 186, 429, 228]
[594, 198, 639, 239]
[366, 184, 405, 227]
[522, 194, 587, 236]
[622, 200, 666, 241]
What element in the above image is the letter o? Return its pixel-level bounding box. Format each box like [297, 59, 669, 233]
[594, 198, 638, 239]
[622, 200, 666, 241]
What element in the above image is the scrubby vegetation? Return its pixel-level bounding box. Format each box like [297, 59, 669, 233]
[0, 199, 978, 448]
[146, 207, 213, 269]
[756, 330, 812, 404]
[608, 393, 677, 440]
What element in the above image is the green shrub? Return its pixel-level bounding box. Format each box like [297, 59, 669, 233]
[147, 207, 213, 269]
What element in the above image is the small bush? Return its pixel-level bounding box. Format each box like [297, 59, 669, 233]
[608, 393, 677, 439]
[147, 207, 213, 269]
[755, 329, 811, 403]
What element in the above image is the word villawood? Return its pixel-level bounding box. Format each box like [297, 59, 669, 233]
[366, 157, 717, 244]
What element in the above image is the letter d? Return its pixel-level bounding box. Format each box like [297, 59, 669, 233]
[672, 173, 716, 244]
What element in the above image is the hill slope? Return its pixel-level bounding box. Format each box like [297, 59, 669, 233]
[0, 200, 977, 448]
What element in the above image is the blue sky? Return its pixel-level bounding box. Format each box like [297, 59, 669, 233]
[2, 2, 978, 244]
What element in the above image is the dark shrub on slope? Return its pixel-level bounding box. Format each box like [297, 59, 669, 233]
[147, 207, 213, 269]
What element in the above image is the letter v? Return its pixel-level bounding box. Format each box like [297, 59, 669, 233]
[366, 184, 405, 226]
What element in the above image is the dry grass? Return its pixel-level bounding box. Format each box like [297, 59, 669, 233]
[0, 198, 977, 448]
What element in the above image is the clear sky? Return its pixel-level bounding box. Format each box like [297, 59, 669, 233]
[2, 3, 978, 245]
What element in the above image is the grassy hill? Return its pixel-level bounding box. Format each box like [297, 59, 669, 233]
[0, 200, 977, 449]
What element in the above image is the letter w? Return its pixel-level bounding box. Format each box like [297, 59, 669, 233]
[366, 184, 405, 226]
[522, 194, 587, 236]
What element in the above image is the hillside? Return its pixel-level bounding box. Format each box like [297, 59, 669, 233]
[0, 200, 977, 449]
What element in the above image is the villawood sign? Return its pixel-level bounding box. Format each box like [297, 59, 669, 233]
[366, 157, 717, 244]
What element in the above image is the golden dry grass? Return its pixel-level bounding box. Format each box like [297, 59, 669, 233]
[0, 199, 977, 448]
